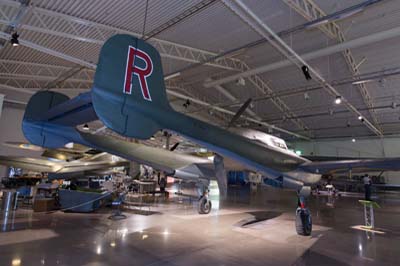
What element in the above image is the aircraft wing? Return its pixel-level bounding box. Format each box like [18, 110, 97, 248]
[79, 132, 216, 179]
[299, 158, 400, 175]
[0, 155, 128, 174]
[54, 160, 128, 173]
[0, 156, 57, 173]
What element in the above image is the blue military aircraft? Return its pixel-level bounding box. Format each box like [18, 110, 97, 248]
[21, 34, 400, 236]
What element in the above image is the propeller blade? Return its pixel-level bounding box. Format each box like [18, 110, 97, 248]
[170, 142, 180, 151]
[227, 98, 252, 128]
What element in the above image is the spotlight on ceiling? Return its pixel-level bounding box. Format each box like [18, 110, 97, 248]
[11, 32, 19, 47]
[358, 115, 363, 120]
[83, 124, 89, 131]
[301, 65, 312, 80]
[352, 138, 356, 143]
[236, 77, 246, 86]
[335, 96, 342, 105]
[182, 99, 191, 108]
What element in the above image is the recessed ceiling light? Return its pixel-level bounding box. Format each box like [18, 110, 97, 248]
[335, 96, 342, 104]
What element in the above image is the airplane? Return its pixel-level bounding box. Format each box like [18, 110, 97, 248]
[0, 141, 130, 177]
[20, 34, 400, 236]
[0, 155, 128, 177]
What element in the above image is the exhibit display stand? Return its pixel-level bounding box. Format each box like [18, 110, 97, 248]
[359, 200, 380, 229]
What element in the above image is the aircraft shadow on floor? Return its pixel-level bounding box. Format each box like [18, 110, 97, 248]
[235, 211, 282, 228]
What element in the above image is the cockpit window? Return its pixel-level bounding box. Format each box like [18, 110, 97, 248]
[271, 139, 287, 149]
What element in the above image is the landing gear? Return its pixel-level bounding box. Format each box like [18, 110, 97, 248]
[197, 181, 212, 214]
[295, 195, 312, 236]
[198, 195, 212, 214]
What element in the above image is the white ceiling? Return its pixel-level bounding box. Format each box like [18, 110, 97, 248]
[1, 0, 400, 141]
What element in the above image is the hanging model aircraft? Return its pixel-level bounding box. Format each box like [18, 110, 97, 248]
[0, 142, 130, 177]
[21, 34, 400, 236]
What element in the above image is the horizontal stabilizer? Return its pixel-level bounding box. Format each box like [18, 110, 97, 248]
[23, 91, 97, 127]
[22, 91, 97, 148]
[42, 92, 97, 126]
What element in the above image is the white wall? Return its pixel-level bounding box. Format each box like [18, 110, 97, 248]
[0, 94, 4, 117]
[0, 106, 42, 178]
[289, 137, 400, 184]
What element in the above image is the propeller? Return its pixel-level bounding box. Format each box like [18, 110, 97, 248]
[227, 98, 252, 128]
[169, 142, 180, 151]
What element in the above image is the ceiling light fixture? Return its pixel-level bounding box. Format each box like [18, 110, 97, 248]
[10, 32, 19, 47]
[352, 138, 356, 143]
[301, 65, 312, 80]
[182, 99, 191, 108]
[352, 79, 373, 85]
[335, 96, 342, 105]
[164, 72, 181, 80]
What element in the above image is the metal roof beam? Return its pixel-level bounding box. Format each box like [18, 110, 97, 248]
[0, 0, 245, 71]
[167, 86, 310, 140]
[0, 0, 30, 48]
[0, 1, 309, 134]
[221, 0, 382, 137]
[0, 73, 91, 84]
[204, 26, 400, 88]
[0, 31, 97, 68]
[283, 0, 383, 133]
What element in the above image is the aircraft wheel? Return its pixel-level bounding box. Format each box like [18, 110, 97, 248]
[198, 196, 212, 214]
[295, 207, 312, 236]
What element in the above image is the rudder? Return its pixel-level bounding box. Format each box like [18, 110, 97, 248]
[92, 34, 171, 139]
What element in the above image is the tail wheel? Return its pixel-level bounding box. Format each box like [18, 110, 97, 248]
[295, 208, 312, 236]
[198, 196, 212, 214]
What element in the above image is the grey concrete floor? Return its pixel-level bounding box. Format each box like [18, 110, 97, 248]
[1, 185, 400, 266]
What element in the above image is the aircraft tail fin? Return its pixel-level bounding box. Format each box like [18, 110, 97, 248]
[92, 34, 171, 139]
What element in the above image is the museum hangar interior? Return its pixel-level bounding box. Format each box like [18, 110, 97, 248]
[0, 1, 400, 265]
